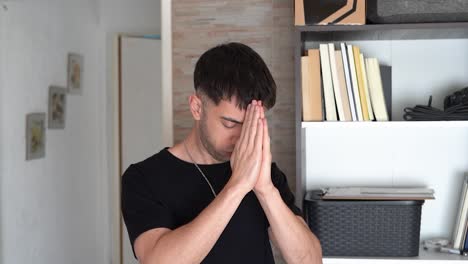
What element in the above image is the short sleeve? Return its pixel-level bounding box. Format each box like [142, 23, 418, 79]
[271, 162, 303, 217]
[121, 164, 176, 259]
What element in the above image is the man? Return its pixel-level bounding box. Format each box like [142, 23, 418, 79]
[121, 42, 322, 264]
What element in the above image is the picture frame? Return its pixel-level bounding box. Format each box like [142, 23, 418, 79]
[48, 85, 66, 129]
[67, 53, 83, 94]
[26, 113, 46, 160]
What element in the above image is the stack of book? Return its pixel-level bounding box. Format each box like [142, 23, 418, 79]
[301, 43, 392, 122]
[452, 174, 468, 254]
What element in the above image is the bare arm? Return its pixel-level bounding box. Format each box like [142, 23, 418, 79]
[257, 186, 323, 264]
[135, 181, 246, 264]
[135, 101, 265, 264]
[253, 108, 322, 264]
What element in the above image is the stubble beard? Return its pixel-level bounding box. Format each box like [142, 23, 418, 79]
[199, 118, 229, 163]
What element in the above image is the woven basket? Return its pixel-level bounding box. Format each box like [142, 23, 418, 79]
[304, 190, 424, 257]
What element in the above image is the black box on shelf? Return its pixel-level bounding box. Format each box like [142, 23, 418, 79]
[304, 190, 424, 257]
[367, 0, 468, 24]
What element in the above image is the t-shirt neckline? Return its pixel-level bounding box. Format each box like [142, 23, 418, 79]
[162, 147, 230, 168]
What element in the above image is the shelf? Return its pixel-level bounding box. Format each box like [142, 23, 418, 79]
[301, 121, 468, 129]
[323, 246, 468, 264]
[296, 22, 468, 33]
[296, 22, 468, 41]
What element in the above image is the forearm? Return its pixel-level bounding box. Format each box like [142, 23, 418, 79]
[145, 181, 246, 264]
[256, 186, 322, 264]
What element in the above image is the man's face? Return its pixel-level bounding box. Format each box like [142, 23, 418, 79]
[198, 97, 249, 162]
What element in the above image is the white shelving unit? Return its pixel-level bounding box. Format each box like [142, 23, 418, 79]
[324, 246, 467, 264]
[302, 121, 468, 129]
[294, 23, 468, 263]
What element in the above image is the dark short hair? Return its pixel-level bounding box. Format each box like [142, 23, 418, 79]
[193, 42, 276, 110]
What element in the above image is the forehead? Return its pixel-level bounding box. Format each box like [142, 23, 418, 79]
[206, 97, 245, 119]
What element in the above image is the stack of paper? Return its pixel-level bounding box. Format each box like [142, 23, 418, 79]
[321, 187, 435, 200]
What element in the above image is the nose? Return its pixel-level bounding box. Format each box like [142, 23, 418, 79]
[230, 127, 242, 145]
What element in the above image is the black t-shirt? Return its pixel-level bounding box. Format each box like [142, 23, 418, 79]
[121, 147, 302, 263]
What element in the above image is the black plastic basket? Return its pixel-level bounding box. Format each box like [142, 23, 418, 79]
[304, 190, 424, 257]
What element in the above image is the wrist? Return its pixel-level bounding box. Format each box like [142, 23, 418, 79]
[225, 175, 251, 198]
[254, 184, 277, 200]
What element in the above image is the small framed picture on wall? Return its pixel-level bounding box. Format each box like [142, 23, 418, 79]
[26, 113, 46, 160]
[48, 85, 66, 129]
[67, 53, 83, 94]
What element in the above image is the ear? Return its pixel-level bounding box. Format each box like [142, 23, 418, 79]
[188, 93, 203, 120]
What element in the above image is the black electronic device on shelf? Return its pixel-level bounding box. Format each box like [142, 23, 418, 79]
[403, 86, 468, 121]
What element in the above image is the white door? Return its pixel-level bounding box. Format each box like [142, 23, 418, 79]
[120, 36, 164, 264]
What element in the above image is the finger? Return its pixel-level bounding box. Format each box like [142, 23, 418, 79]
[259, 101, 265, 119]
[238, 102, 253, 149]
[254, 117, 263, 154]
[263, 118, 270, 155]
[259, 102, 265, 119]
[239, 100, 255, 149]
[242, 101, 257, 138]
[248, 104, 261, 149]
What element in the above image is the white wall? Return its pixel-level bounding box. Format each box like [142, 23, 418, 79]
[0, 0, 107, 263]
[0, 0, 168, 262]
[98, 0, 162, 34]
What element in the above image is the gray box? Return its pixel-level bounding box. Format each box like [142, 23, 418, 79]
[367, 0, 468, 24]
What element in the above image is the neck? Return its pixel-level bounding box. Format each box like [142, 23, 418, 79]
[183, 125, 220, 165]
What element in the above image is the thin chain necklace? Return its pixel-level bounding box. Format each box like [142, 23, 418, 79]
[183, 140, 217, 198]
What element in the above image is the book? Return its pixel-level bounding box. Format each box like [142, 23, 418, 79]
[321, 187, 435, 200]
[334, 50, 352, 121]
[328, 43, 347, 121]
[359, 53, 375, 121]
[365, 58, 389, 121]
[352, 46, 369, 121]
[347, 44, 363, 121]
[452, 175, 468, 250]
[319, 44, 337, 121]
[340, 43, 357, 121]
[301, 50, 323, 121]
[380, 65, 392, 121]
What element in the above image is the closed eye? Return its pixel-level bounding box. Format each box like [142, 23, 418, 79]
[220, 116, 243, 128]
[222, 121, 237, 129]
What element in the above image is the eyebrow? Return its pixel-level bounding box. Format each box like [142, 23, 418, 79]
[221, 116, 243, 125]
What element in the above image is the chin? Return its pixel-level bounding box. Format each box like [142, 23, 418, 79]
[221, 152, 232, 162]
[211, 150, 230, 162]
